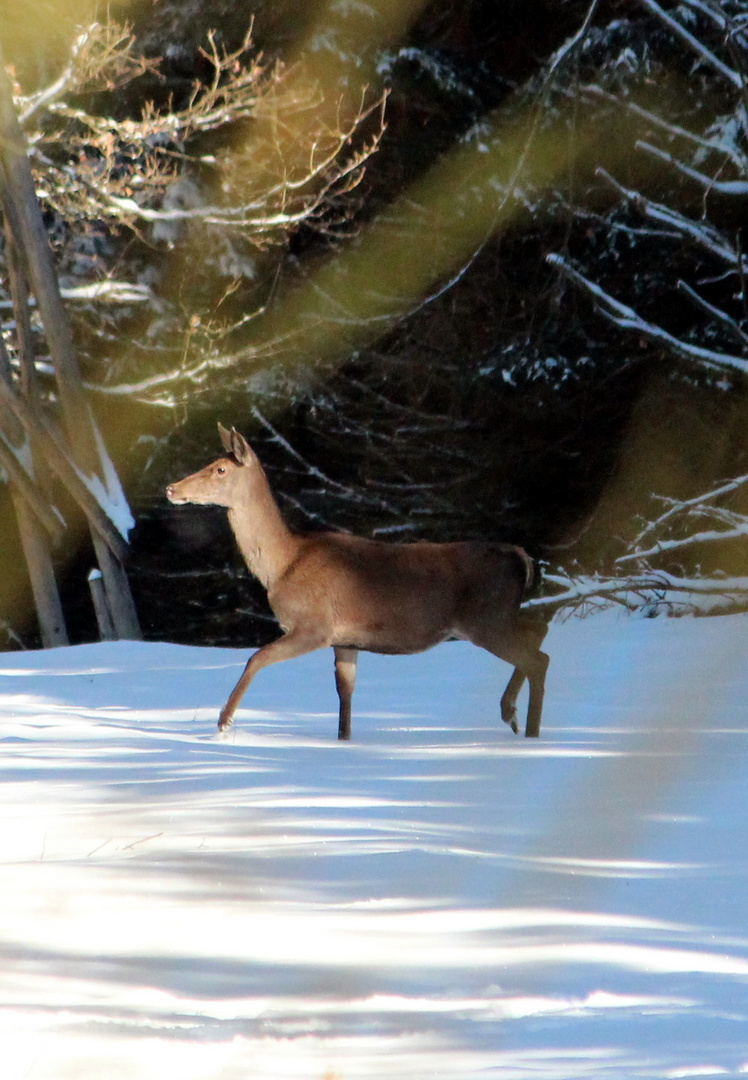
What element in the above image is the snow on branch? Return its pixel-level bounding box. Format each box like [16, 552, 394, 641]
[579, 84, 748, 171]
[632, 473, 748, 543]
[595, 168, 743, 267]
[528, 568, 748, 617]
[616, 472, 748, 564]
[546, 253, 748, 376]
[637, 0, 744, 90]
[636, 139, 748, 197]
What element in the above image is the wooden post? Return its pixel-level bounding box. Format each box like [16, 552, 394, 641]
[88, 569, 116, 641]
[91, 535, 141, 639]
[0, 378, 130, 561]
[6, 227, 41, 401]
[0, 426, 65, 543]
[12, 492, 68, 647]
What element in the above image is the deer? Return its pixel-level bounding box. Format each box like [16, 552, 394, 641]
[165, 424, 549, 741]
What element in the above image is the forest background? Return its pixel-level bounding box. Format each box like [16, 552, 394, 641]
[3, 0, 748, 649]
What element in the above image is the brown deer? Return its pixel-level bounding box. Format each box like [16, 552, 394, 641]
[166, 424, 549, 740]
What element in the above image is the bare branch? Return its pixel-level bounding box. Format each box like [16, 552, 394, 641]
[17, 23, 159, 124]
[250, 405, 402, 515]
[632, 473, 748, 544]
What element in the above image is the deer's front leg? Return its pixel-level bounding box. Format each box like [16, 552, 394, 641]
[218, 628, 329, 733]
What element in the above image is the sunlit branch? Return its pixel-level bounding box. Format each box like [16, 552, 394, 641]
[17, 24, 94, 123]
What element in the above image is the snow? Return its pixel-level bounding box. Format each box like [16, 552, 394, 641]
[1, 612, 748, 1079]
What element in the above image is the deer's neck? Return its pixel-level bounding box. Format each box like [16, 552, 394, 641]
[227, 474, 299, 590]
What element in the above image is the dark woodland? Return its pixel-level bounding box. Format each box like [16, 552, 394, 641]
[3, 0, 748, 648]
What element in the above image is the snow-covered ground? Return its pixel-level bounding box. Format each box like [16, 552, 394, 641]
[1, 612, 747, 1079]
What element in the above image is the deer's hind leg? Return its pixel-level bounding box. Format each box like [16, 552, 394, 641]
[464, 615, 549, 738]
[500, 668, 526, 734]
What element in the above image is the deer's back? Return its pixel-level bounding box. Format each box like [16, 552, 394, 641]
[268, 533, 530, 655]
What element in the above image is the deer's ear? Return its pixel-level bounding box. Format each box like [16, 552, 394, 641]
[218, 423, 233, 455]
[229, 427, 252, 465]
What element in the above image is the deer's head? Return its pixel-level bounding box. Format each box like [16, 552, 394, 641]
[166, 424, 261, 508]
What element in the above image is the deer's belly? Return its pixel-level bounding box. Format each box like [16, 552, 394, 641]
[331, 619, 451, 655]
[271, 568, 457, 654]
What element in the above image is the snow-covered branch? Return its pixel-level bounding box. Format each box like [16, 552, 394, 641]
[580, 84, 748, 171]
[634, 473, 748, 542]
[614, 472, 748, 566]
[637, 0, 744, 89]
[595, 168, 743, 268]
[547, 253, 748, 376]
[636, 139, 748, 198]
[529, 568, 748, 616]
[677, 281, 748, 350]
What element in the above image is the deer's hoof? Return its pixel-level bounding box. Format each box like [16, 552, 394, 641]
[502, 712, 519, 734]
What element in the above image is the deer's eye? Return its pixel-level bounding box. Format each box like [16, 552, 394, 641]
[216, 465, 226, 475]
